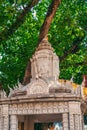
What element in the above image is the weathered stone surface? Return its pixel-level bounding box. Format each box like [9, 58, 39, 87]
[9, 101, 68, 115]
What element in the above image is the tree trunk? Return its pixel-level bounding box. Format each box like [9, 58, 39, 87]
[22, 60, 31, 85]
[38, 0, 61, 44]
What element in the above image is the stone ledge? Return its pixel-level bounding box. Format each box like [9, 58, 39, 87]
[49, 87, 71, 93]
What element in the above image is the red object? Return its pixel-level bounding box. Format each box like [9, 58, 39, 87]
[83, 75, 87, 87]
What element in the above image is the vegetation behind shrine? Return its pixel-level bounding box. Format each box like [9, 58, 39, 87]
[0, 0, 87, 91]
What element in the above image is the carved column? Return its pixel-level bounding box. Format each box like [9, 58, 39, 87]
[10, 115, 18, 130]
[69, 114, 83, 130]
[3, 115, 9, 130]
[63, 113, 69, 130]
[0, 105, 3, 130]
[74, 115, 79, 130]
[2, 105, 9, 130]
[80, 115, 84, 130]
[69, 102, 83, 130]
[69, 114, 74, 130]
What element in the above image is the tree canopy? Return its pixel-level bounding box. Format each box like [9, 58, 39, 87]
[0, 0, 87, 92]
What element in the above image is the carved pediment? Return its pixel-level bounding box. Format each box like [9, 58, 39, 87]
[26, 78, 48, 95]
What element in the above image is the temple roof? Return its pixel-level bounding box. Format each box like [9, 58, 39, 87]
[36, 37, 54, 52]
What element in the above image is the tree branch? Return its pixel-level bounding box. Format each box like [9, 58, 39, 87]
[73, 61, 87, 66]
[0, 0, 40, 43]
[38, 0, 61, 44]
[60, 61, 87, 67]
[60, 37, 84, 62]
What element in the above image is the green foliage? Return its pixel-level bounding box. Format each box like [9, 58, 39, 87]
[0, 0, 87, 90]
[50, 0, 87, 84]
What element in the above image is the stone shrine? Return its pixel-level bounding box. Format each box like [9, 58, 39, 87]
[0, 37, 86, 130]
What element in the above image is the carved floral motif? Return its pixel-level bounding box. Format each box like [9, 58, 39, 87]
[9, 102, 68, 115]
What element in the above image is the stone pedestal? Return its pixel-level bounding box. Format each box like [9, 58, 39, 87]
[10, 115, 18, 130]
[63, 113, 69, 130]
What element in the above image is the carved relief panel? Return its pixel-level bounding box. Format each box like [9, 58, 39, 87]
[9, 102, 68, 115]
